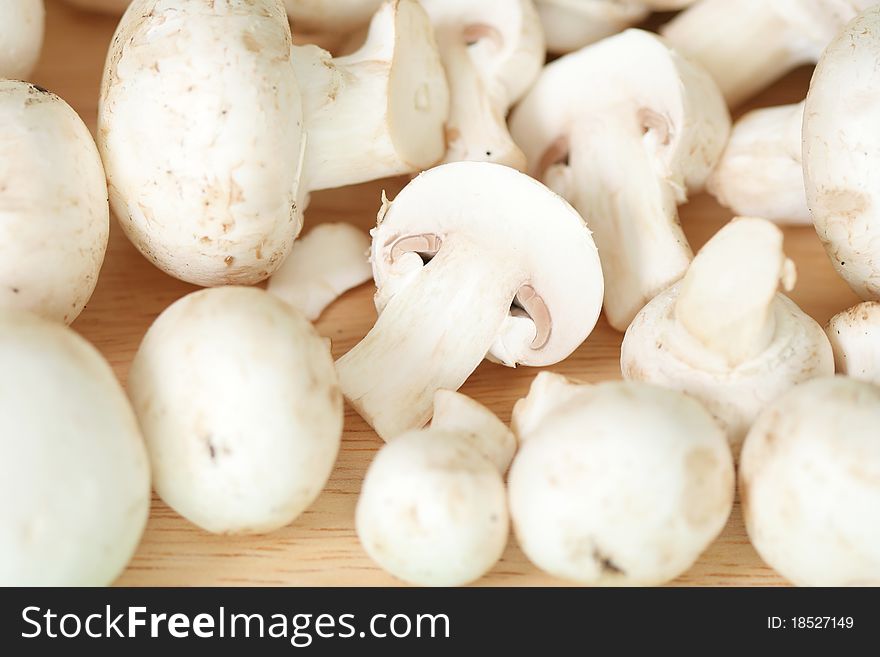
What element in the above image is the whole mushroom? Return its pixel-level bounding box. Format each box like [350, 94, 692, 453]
[356, 390, 515, 586]
[336, 161, 605, 440]
[826, 302, 880, 385]
[0, 0, 44, 81]
[0, 80, 109, 324]
[128, 287, 343, 534]
[509, 372, 734, 586]
[621, 217, 834, 453]
[803, 5, 880, 301]
[740, 376, 880, 586]
[0, 311, 151, 586]
[510, 29, 730, 331]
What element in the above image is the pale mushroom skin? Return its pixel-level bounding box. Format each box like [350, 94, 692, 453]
[803, 5, 880, 301]
[708, 102, 810, 225]
[128, 287, 343, 535]
[740, 377, 880, 586]
[283, 0, 385, 32]
[0, 80, 109, 324]
[621, 217, 834, 453]
[510, 29, 730, 331]
[356, 391, 513, 587]
[826, 302, 880, 385]
[0, 0, 44, 80]
[268, 222, 371, 321]
[662, 0, 876, 107]
[336, 161, 604, 441]
[509, 373, 734, 586]
[0, 311, 151, 586]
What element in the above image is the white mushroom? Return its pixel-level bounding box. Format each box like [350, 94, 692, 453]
[421, 0, 545, 170]
[0, 80, 109, 324]
[510, 29, 730, 331]
[740, 376, 880, 586]
[621, 217, 834, 453]
[336, 161, 604, 441]
[661, 0, 876, 107]
[356, 390, 514, 586]
[268, 222, 371, 321]
[0, 311, 150, 586]
[128, 287, 343, 534]
[508, 372, 734, 586]
[283, 0, 385, 33]
[708, 102, 810, 225]
[826, 302, 880, 385]
[99, 0, 448, 287]
[0, 0, 44, 81]
[803, 5, 880, 301]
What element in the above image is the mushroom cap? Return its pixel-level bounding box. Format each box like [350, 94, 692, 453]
[535, 0, 649, 54]
[508, 378, 733, 586]
[128, 287, 343, 534]
[0, 311, 150, 586]
[99, 0, 304, 286]
[826, 301, 880, 385]
[803, 4, 880, 300]
[371, 161, 604, 367]
[0, 80, 109, 324]
[356, 429, 508, 586]
[740, 376, 880, 586]
[0, 0, 44, 80]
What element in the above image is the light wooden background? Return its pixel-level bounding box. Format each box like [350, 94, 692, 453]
[30, 1, 861, 586]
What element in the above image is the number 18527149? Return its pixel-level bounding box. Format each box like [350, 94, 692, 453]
[767, 617, 854, 630]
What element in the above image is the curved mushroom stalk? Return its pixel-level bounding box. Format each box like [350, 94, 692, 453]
[708, 102, 810, 225]
[0, 0, 44, 80]
[267, 223, 371, 321]
[803, 6, 880, 301]
[508, 374, 734, 586]
[621, 217, 834, 453]
[337, 162, 604, 441]
[826, 302, 880, 385]
[295, 0, 450, 191]
[510, 29, 730, 331]
[662, 0, 875, 107]
[421, 0, 544, 170]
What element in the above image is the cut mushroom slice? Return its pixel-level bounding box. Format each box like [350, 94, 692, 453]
[337, 161, 604, 441]
[510, 29, 730, 331]
[268, 222, 371, 321]
[662, 0, 876, 107]
[708, 102, 809, 225]
[508, 372, 734, 586]
[0, 0, 44, 80]
[421, 0, 544, 170]
[621, 217, 834, 453]
[803, 5, 880, 301]
[826, 302, 880, 385]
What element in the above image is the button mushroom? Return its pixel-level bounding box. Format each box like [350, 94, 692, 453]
[708, 102, 810, 225]
[740, 376, 880, 586]
[508, 372, 734, 586]
[99, 0, 448, 286]
[510, 29, 729, 331]
[0, 80, 109, 324]
[283, 0, 385, 33]
[662, 0, 875, 107]
[826, 302, 880, 385]
[803, 5, 880, 301]
[356, 390, 515, 586]
[128, 287, 343, 534]
[420, 0, 544, 170]
[0, 0, 44, 81]
[336, 161, 604, 441]
[0, 311, 151, 586]
[621, 217, 834, 453]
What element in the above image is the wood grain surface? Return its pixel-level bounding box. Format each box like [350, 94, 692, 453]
[29, 1, 861, 586]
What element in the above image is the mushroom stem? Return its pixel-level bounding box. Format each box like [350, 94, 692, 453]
[337, 239, 522, 440]
[674, 218, 796, 366]
[566, 116, 692, 331]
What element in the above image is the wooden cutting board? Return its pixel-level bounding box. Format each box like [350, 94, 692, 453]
[30, 1, 861, 586]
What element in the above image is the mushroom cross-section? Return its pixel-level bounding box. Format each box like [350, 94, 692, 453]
[0, 1, 44, 81]
[803, 5, 880, 301]
[336, 161, 604, 441]
[510, 29, 730, 331]
[420, 0, 545, 169]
